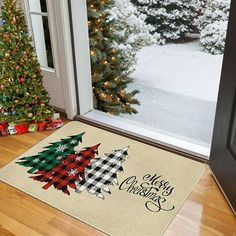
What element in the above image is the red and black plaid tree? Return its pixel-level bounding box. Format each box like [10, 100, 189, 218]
[30, 143, 101, 195]
[16, 132, 85, 173]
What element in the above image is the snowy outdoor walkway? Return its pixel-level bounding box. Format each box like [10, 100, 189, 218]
[123, 41, 224, 146]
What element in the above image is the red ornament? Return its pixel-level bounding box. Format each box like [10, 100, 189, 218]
[19, 77, 25, 83]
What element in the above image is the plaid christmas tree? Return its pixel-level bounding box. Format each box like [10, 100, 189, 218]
[16, 133, 85, 173]
[75, 147, 129, 199]
[30, 144, 100, 195]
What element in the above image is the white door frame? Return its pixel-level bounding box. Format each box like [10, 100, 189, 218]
[20, 0, 210, 157]
[69, 0, 93, 115]
[21, 0, 78, 119]
[68, 0, 210, 158]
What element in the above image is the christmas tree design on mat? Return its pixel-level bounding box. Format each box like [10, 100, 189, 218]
[16, 133, 85, 174]
[16, 133, 129, 197]
[31, 144, 101, 195]
[75, 147, 129, 199]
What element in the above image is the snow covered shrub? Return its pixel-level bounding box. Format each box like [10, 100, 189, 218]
[200, 21, 228, 54]
[197, 0, 230, 30]
[197, 0, 230, 54]
[131, 0, 201, 42]
[108, 0, 162, 71]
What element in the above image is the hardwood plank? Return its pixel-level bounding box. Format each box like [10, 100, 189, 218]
[0, 212, 42, 236]
[0, 120, 235, 236]
[0, 225, 15, 236]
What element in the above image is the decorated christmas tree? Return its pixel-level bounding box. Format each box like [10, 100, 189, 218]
[132, 0, 200, 43]
[87, 0, 140, 115]
[75, 147, 129, 199]
[31, 144, 100, 195]
[16, 132, 85, 174]
[0, 0, 54, 123]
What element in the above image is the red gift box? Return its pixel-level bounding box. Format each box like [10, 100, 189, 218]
[37, 121, 47, 131]
[46, 118, 63, 130]
[15, 123, 29, 134]
[0, 123, 8, 130]
[0, 123, 9, 136]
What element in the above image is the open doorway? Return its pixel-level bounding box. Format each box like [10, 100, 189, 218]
[83, 0, 231, 158]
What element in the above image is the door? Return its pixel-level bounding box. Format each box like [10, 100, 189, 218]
[22, 0, 66, 110]
[209, 0, 236, 214]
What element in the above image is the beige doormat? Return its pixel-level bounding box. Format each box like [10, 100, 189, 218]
[0, 121, 205, 236]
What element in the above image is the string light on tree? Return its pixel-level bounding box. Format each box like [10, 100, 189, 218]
[87, 0, 139, 115]
[0, 0, 54, 124]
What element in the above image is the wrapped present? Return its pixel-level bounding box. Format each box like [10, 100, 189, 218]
[55, 119, 63, 128]
[46, 118, 63, 130]
[0, 125, 9, 136]
[15, 123, 29, 134]
[28, 123, 38, 132]
[0, 123, 9, 136]
[37, 121, 47, 131]
[53, 113, 60, 119]
[8, 124, 17, 135]
[0, 123, 8, 130]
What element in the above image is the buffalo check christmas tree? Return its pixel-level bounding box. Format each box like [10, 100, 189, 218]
[16, 132, 85, 173]
[31, 144, 100, 195]
[16, 132, 129, 197]
[75, 147, 129, 199]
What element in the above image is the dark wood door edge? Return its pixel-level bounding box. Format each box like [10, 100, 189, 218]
[208, 166, 236, 216]
[74, 115, 208, 164]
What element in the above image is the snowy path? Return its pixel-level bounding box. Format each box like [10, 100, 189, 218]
[131, 41, 223, 101]
[123, 41, 222, 145]
[124, 83, 216, 146]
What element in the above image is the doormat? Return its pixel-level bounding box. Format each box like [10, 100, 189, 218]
[0, 121, 205, 236]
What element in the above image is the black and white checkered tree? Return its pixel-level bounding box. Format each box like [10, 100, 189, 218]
[16, 132, 85, 173]
[75, 147, 129, 199]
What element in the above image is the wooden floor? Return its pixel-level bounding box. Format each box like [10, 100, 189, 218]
[0, 121, 235, 236]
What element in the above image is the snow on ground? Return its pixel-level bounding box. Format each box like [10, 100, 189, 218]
[122, 41, 223, 145]
[130, 41, 223, 101]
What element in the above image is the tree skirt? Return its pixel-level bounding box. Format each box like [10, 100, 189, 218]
[0, 121, 205, 236]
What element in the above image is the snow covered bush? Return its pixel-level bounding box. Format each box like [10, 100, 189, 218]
[200, 21, 228, 54]
[197, 0, 230, 54]
[197, 0, 230, 30]
[131, 0, 201, 42]
[108, 0, 162, 71]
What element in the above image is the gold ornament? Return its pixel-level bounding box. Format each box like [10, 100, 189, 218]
[28, 113, 33, 118]
[12, 17, 16, 24]
[112, 49, 117, 54]
[5, 52, 10, 57]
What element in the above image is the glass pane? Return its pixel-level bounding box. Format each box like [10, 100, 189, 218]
[31, 14, 54, 68]
[28, 0, 47, 13]
[40, 0, 47, 13]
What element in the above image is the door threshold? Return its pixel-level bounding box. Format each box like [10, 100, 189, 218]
[74, 110, 210, 162]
